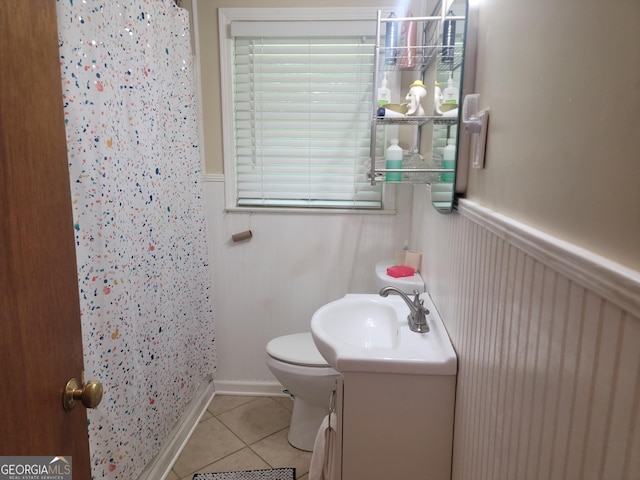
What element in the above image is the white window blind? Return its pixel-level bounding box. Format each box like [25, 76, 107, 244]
[231, 32, 382, 209]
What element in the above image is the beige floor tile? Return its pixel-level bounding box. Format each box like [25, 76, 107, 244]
[207, 394, 261, 416]
[172, 417, 245, 478]
[272, 395, 294, 411]
[172, 396, 307, 479]
[192, 447, 271, 476]
[250, 429, 312, 477]
[217, 397, 292, 445]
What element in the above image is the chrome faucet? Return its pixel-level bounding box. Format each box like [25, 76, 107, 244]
[379, 287, 430, 333]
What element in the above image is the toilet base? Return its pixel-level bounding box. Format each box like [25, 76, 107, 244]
[288, 396, 330, 451]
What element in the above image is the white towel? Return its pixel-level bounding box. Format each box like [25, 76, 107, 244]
[308, 413, 337, 480]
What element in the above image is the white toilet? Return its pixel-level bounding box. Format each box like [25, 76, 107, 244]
[265, 260, 425, 451]
[266, 333, 338, 451]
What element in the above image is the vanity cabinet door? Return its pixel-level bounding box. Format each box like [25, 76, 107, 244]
[339, 372, 455, 480]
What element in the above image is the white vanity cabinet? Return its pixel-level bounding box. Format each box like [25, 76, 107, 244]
[311, 294, 458, 479]
[334, 371, 456, 480]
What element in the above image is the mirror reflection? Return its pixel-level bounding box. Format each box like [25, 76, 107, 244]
[427, 0, 467, 213]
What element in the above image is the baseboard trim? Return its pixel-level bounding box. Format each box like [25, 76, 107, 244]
[458, 199, 640, 319]
[136, 376, 215, 480]
[213, 379, 288, 397]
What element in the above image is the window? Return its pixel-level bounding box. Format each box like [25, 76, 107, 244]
[219, 8, 387, 210]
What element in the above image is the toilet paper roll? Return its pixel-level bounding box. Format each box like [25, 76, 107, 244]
[231, 230, 253, 242]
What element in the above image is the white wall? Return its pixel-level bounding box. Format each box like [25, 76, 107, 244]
[465, 0, 640, 270]
[412, 187, 640, 480]
[204, 178, 414, 391]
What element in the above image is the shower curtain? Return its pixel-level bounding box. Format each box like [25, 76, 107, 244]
[56, 1, 215, 478]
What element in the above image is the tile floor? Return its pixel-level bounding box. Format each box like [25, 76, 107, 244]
[166, 395, 312, 480]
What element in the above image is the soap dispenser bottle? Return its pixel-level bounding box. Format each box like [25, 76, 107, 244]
[377, 72, 391, 106]
[443, 72, 459, 108]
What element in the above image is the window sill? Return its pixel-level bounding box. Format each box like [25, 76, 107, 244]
[202, 173, 400, 214]
[223, 206, 397, 215]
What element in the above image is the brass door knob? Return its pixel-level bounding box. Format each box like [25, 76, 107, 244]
[63, 378, 103, 411]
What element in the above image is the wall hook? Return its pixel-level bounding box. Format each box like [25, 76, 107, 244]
[462, 94, 490, 169]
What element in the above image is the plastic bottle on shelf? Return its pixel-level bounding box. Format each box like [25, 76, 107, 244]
[385, 138, 403, 182]
[442, 136, 456, 183]
[399, 11, 417, 70]
[377, 72, 391, 106]
[377, 107, 406, 118]
[385, 12, 398, 65]
[443, 72, 459, 107]
[442, 10, 456, 65]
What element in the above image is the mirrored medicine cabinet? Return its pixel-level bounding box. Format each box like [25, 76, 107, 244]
[368, 0, 476, 214]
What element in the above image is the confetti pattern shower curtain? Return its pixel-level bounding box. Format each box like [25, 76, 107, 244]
[57, 1, 215, 477]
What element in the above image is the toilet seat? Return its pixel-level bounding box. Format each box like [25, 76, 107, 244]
[267, 333, 328, 367]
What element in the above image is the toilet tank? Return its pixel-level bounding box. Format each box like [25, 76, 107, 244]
[374, 261, 425, 293]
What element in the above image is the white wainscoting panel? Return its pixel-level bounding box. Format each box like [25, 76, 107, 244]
[203, 179, 415, 391]
[412, 187, 640, 480]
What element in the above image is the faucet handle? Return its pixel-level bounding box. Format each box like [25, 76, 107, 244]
[412, 290, 429, 313]
[411, 289, 421, 304]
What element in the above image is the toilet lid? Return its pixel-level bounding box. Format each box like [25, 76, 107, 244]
[267, 332, 329, 367]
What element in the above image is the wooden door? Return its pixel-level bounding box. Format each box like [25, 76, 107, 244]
[0, 1, 92, 478]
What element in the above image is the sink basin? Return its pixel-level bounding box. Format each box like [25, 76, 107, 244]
[310, 293, 457, 375]
[317, 299, 400, 350]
